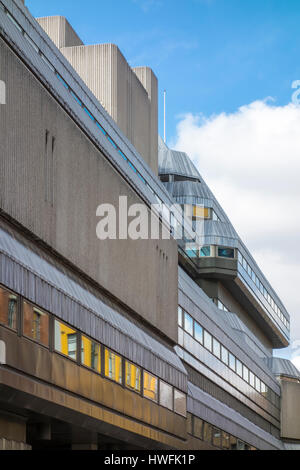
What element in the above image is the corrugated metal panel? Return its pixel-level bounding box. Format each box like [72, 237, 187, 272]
[265, 358, 300, 380]
[187, 382, 284, 450]
[158, 137, 200, 180]
[0, 227, 187, 390]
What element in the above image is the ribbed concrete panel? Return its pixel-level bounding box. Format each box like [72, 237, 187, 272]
[265, 358, 300, 379]
[133, 67, 158, 175]
[36, 16, 83, 49]
[60, 43, 158, 174]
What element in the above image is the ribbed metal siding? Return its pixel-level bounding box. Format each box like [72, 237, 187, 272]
[0, 228, 187, 391]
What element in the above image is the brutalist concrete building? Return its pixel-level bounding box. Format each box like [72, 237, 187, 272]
[0, 0, 299, 450]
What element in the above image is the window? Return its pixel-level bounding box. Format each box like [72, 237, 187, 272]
[229, 353, 236, 371]
[203, 422, 212, 444]
[222, 432, 230, 450]
[174, 389, 186, 417]
[187, 413, 193, 435]
[54, 320, 77, 360]
[255, 376, 261, 393]
[261, 382, 268, 398]
[23, 301, 49, 346]
[236, 360, 243, 378]
[237, 440, 246, 450]
[159, 381, 173, 410]
[249, 371, 255, 388]
[81, 336, 101, 373]
[229, 435, 237, 450]
[184, 312, 193, 336]
[204, 330, 212, 351]
[200, 246, 211, 257]
[125, 361, 141, 393]
[213, 338, 221, 359]
[193, 206, 210, 219]
[178, 306, 183, 327]
[105, 349, 122, 384]
[194, 417, 203, 439]
[143, 371, 158, 402]
[218, 247, 235, 259]
[243, 365, 249, 383]
[221, 345, 229, 365]
[0, 286, 17, 330]
[212, 427, 222, 448]
[194, 322, 203, 344]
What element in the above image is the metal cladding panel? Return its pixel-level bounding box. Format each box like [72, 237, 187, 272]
[158, 137, 200, 180]
[187, 382, 283, 450]
[220, 310, 272, 359]
[178, 267, 281, 395]
[0, 228, 187, 391]
[265, 357, 300, 380]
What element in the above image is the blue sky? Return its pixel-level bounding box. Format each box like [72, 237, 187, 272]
[26, 0, 300, 141]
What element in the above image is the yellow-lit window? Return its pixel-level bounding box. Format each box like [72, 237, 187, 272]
[125, 361, 141, 393]
[23, 301, 49, 346]
[143, 371, 158, 402]
[105, 348, 122, 384]
[54, 319, 77, 360]
[81, 336, 101, 373]
[0, 286, 17, 331]
[193, 206, 210, 219]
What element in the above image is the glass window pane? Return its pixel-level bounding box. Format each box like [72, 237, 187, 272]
[54, 320, 77, 359]
[0, 286, 18, 331]
[204, 331, 212, 351]
[255, 376, 261, 393]
[221, 345, 229, 365]
[236, 360, 243, 377]
[143, 371, 158, 402]
[81, 336, 101, 373]
[105, 348, 122, 384]
[194, 322, 203, 344]
[194, 417, 203, 439]
[184, 312, 193, 336]
[203, 422, 212, 444]
[125, 361, 141, 393]
[229, 353, 236, 371]
[218, 247, 235, 259]
[212, 427, 222, 448]
[249, 371, 255, 388]
[174, 389, 186, 417]
[193, 206, 210, 219]
[213, 338, 221, 359]
[187, 413, 193, 435]
[23, 302, 49, 346]
[243, 365, 249, 382]
[230, 435, 237, 450]
[222, 431, 230, 450]
[237, 440, 246, 450]
[160, 381, 173, 410]
[178, 306, 183, 327]
[200, 246, 211, 257]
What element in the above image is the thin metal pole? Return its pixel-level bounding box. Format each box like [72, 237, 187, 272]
[164, 90, 166, 143]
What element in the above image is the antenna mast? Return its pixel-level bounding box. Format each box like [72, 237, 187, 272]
[164, 90, 166, 143]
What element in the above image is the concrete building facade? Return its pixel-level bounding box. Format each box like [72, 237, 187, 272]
[0, 0, 299, 450]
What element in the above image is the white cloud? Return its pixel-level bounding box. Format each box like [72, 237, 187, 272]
[172, 100, 300, 350]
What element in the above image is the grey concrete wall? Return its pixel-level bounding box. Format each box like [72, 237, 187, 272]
[133, 66, 158, 175]
[281, 379, 300, 440]
[36, 16, 84, 49]
[0, 37, 178, 343]
[59, 43, 158, 174]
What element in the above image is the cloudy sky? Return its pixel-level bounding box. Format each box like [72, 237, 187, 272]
[26, 0, 300, 362]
